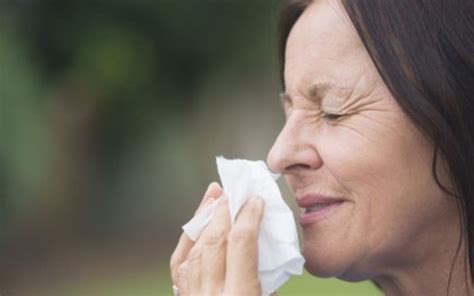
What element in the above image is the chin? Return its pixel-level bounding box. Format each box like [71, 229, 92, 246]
[303, 248, 349, 278]
[304, 262, 339, 278]
[305, 260, 374, 283]
[303, 246, 374, 282]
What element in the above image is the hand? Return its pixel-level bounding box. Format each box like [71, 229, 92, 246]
[170, 182, 265, 296]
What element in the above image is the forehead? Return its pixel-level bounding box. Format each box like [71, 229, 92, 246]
[284, 0, 364, 91]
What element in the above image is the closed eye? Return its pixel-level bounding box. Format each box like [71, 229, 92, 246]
[322, 112, 344, 121]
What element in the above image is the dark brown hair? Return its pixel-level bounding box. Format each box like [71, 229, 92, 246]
[278, 0, 474, 292]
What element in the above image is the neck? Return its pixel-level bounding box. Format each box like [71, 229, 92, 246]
[374, 240, 472, 296]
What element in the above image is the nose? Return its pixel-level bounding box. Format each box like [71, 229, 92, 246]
[266, 116, 323, 174]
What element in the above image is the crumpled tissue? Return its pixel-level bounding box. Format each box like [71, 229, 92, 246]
[182, 156, 305, 295]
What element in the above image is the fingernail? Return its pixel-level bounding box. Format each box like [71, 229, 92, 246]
[208, 181, 220, 190]
[205, 182, 217, 194]
[206, 182, 223, 199]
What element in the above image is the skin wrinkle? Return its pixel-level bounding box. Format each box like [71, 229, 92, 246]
[337, 79, 378, 113]
[283, 61, 382, 124]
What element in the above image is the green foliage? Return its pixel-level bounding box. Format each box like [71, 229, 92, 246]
[0, 28, 52, 222]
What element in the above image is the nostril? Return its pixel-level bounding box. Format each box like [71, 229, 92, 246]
[285, 163, 312, 173]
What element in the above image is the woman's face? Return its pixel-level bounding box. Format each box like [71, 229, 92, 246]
[267, 1, 459, 280]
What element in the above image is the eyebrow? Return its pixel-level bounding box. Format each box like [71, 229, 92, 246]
[279, 81, 337, 106]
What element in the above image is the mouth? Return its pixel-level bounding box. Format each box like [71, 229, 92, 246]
[297, 194, 347, 227]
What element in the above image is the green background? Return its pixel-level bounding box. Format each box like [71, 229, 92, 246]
[0, 0, 379, 294]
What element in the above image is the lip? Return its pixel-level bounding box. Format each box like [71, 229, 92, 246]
[297, 194, 347, 226]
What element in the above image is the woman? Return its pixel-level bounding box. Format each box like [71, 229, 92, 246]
[170, 0, 474, 295]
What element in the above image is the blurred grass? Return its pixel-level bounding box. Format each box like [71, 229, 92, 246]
[53, 269, 380, 296]
[278, 272, 380, 296]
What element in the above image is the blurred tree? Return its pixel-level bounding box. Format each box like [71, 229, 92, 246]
[13, 0, 279, 159]
[0, 1, 284, 294]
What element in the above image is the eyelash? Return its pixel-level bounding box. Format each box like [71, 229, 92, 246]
[322, 112, 343, 121]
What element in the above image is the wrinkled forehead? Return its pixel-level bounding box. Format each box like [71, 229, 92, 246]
[284, 1, 364, 89]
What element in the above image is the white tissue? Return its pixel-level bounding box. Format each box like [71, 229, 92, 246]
[182, 156, 305, 295]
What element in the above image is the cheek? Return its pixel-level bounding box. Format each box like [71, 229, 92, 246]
[318, 107, 431, 198]
[317, 113, 446, 258]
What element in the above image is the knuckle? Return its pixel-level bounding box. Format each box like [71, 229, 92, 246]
[177, 261, 187, 275]
[173, 261, 187, 285]
[201, 228, 228, 247]
[177, 263, 188, 291]
[228, 223, 255, 244]
[170, 252, 179, 270]
[187, 245, 202, 262]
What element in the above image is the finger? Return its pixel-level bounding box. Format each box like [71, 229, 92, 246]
[177, 261, 188, 294]
[200, 195, 231, 294]
[182, 243, 202, 295]
[170, 182, 223, 284]
[170, 204, 211, 284]
[224, 196, 265, 295]
[195, 182, 223, 215]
